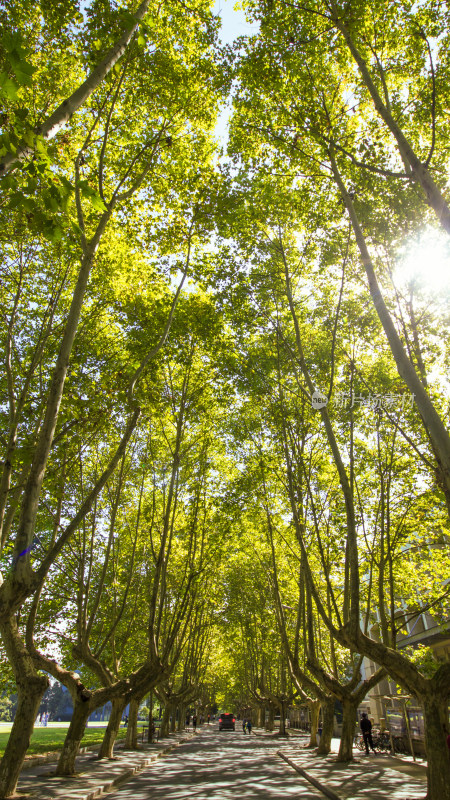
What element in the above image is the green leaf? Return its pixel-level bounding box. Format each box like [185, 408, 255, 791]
[10, 57, 35, 86]
[50, 225, 63, 241]
[7, 191, 24, 209]
[71, 220, 83, 235]
[23, 129, 35, 147]
[0, 72, 19, 100]
[60, 175, 74, 193]
[12, 69, 33, 87]
[89, 192, 107, 212]
[14, 108, 29, 121]
[79, 180, 107, 211]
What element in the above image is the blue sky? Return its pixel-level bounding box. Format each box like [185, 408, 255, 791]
[213, 0, 259, 44]
[212, 1, 259, 146]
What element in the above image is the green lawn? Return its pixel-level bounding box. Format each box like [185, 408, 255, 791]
[0, 724, 136, 758]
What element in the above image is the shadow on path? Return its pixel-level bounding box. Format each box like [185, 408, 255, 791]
[280, 746, 427, 800]
[105, 728, 322, 799]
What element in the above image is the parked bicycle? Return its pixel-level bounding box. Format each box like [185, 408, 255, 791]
[354, 730, 391, 753]
[355, 729, 412, 754]
[373, 731, 392, 752]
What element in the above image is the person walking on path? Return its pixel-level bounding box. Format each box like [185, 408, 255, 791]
[242, 718, 247, 734]
[192, 714, 197, 731]
[360, 713, 376, 755]
[247, 719, 252, 735]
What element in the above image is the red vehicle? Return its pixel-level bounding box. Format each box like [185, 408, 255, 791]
[218, 713, 235, 731]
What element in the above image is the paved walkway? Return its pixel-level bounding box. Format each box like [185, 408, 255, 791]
[103, 728, 323, 799]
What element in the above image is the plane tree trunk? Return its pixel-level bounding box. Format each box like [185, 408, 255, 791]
[98, 697, 127, 760]
[278, 700, 288, 736]
[125, 696, 141, 750]
[0, 616, 49, 798]
[56, 698, 92, 776]
[337, 697, 358, 762]
[257, 704, 265, 728]
[422, 693, 450, 800]
[177, 704, 186, 732]
[308, 700, 320, 748]
[159, 704, 171, 739]
[317, 698, 335, 756]
[170, 708, 177, 733]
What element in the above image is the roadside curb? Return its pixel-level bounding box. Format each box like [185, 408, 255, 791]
[21, 741, 117, 771]
[278, 751, 342, 800]
[389, 754, 427, 772]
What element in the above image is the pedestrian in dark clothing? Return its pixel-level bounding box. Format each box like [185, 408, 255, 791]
[192, 714, 197, 731]
[242, 718, 247, 734]
[360, 713, 376, 754]
[444, 724, 450, 753]
[247, 719, 252, 735]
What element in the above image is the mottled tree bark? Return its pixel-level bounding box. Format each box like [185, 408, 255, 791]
[170, 708, 176, 733]
[317, 698, 335, 756]
[337, 697, 358, 762]
[422, 694, 450, 800]
[159, 704, 171, 739]
[0, 617, 48, 797]
[125, 697, 140, 750]
[257, 704, 265, 728]
[98, 697, 127, 759]
[279, 701, 287, 736]
[56, 699, 91, 775]
[307, 700, 320, 748]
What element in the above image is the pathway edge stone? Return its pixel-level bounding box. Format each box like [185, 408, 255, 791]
[21, 742, 117, 771]
[277, 751, 343, 800]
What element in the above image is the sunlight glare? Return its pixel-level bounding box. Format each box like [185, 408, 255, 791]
[394, 229, 450, 294]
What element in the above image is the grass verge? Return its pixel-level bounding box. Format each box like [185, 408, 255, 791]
[0, 725, 137, 758]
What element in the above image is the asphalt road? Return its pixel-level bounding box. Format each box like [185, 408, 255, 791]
[105, 726, 322, 799]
